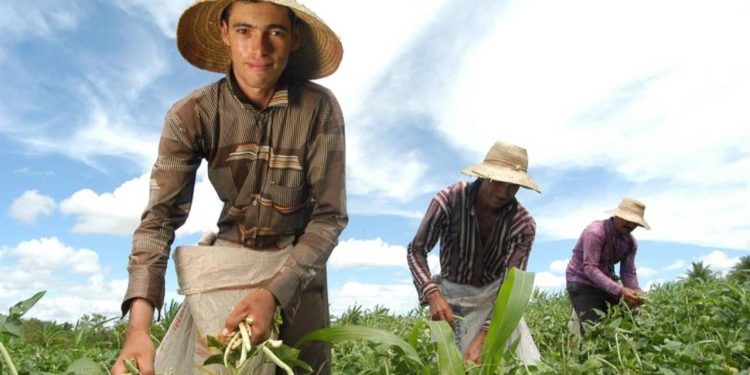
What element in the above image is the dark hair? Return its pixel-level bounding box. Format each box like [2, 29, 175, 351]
[220, 0, 299, 27]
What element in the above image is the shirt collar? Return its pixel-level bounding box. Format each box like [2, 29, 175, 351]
[226, 64, 289, 109]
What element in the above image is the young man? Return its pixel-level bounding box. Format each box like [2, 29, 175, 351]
[407, 141, 541, 364]
[112, 0, 346, 373]
[565, 198, 650, 331]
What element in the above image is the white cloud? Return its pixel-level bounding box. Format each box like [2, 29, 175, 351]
[329, 237, 439, 274]
[0, 1, 81, 48]
[330, 281, 418, 316]
[0, 237, 128, 322]
[112, 0, 192, 38]
[549, 259, 569, 274]
[665, 260, 685, 271]
[329, 238, 406, 269]
[696, 250, 742, 276]
[424, 0, 750, 249]
[637, 266, 657, 278]
[9, 189, 56, 224]
[10, 237, 101, 275]
[60, 166, 221, 237]
[534, 272, 565, 290]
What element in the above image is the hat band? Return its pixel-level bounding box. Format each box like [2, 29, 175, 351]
[484, 158, 527, 172]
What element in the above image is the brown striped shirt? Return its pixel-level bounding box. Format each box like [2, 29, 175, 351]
[123, 70, 347, 317]
[407, 180, 536, 307]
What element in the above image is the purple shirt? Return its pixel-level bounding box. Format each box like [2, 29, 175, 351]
[565, 218, 640, 296]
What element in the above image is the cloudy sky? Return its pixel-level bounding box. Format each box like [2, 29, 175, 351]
[1, 0, 749, 322]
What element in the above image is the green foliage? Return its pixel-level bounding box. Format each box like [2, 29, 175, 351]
[524, 277, 750, 374]
[2, 273, 749, 374]
[480, 268, 535, 374]
[300, 268, 536, 375]
[685, 261, 717, 282]
[728, 256, 750, 284]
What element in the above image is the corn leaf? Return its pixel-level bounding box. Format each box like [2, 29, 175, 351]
[480, 267, 535, 374]
[295, 325, 424, 367]
[426, 320, 465, 375]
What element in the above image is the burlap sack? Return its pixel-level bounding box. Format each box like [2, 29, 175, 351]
[437, 277, 541, 365]
[155, 240, 290, 374]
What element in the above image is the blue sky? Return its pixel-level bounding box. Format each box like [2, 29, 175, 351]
[1, 0, 749, 322]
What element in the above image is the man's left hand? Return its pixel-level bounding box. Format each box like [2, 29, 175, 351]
[464, 330, 486, 364]
[223, 288, 278, 345]
[621, 287, 644, 308]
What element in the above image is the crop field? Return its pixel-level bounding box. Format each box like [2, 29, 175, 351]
[1, 266, 748, 374]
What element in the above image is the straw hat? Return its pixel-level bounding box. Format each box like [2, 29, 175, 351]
[176, 0, 343, 80]
[461, 141, 541, 193]
[606, 198, 651, 230]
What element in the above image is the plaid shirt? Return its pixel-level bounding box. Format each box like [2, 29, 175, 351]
[123, 70, 347, 317]
[407, 180, 536, 307]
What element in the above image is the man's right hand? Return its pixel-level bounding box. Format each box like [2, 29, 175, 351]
[621, 287, 644, 308]
[427, 291, 454, 329]
[111, 298, 155, 375]
[111, 329, 155, 375]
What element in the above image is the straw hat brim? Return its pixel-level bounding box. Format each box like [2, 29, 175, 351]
[605, 209, 651, 230]
[176, 0, 343, 79]
[462, 163, 541, 193]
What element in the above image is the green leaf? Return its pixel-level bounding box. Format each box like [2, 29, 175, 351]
[425, 320, 464, 375]
[295, 325, 424, 367]
[265, 344, 313, 373]
[205, 335, 226, 350]
[65, 356, 104, 375]
[0, 315, 23, 339]
[407, 319, 426, 349]
[480, 267, 535, 375]
[8, 291, 46, 320]
[203, 353, 225, 366]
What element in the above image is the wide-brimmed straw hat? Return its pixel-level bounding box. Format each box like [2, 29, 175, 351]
[176, 0, 343, 80]
[461, 141, 541, 193]
[606, 198, 651, 230]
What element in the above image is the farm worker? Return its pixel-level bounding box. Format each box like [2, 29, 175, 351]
[407, 140, 542, 364]
[565, 198, 649, 331]
[111, 0, 346, 373]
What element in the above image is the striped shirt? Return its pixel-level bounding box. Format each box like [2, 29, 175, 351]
[565, 218, 640, 296]
[123, 70, 347, 317]
[407, 180, 536, 307]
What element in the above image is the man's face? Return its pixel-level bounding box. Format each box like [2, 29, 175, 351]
[221, 1, 301, 94]
[613, 216, 639, 235]
[477, 179, 520, 210]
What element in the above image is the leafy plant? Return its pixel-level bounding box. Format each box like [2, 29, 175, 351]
[297, 267, 536, 375]
[728, 255, 750, 284]
[0, 291, 45, 375]
[685, 261, 717, 282]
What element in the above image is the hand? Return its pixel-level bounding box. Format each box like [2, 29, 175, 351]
[464, 330, 486, 364]
[111, 299, 155, 375]
[224, 288, 278, 345]
[621, 287, 644, 307]
[427, 291, 454, 329]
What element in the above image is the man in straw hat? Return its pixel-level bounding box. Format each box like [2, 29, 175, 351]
[565, 198, 650, 332]
[407, 140, 542, 364]
[112, 0, 346, 373]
